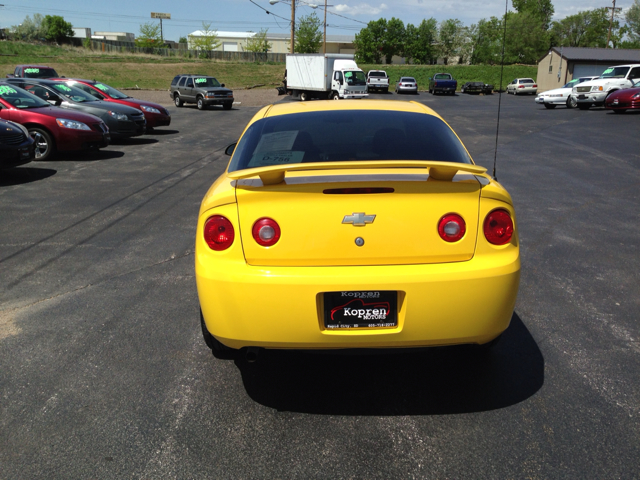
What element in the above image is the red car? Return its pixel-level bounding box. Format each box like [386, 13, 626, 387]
[604, 81, 640, 113]
[6, 65, 60, 79]
[0, 83, 110, 160]
[53, 78, 171, 130]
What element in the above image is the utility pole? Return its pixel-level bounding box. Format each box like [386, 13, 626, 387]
[606, 0, 622, 48]
[323, 0, 327, 54]
[291, 0, 295, 54]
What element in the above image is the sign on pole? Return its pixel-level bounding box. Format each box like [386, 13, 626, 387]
[150, 12, 170, 43]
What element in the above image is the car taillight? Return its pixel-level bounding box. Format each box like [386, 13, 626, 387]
[204, 215, 234, 251]
[533, 84, 537, 88]
[438, 214, 466, 242]
[518, 85, 524, 88]
[252, 217, 281, 247]
[483, 209, 514, 245]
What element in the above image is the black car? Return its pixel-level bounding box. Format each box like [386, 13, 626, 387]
[3, 78, 146, 139]
[169, 74, 234, 110]
[460, 82, 494, 95]
[0, 119, 35, 169]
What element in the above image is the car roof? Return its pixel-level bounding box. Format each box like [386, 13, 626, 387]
[18, 65, 54, 68]
[261, 99, 438, 120]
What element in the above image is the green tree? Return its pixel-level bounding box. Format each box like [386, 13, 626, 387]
[404, 18, 438, 64]
[245, 29, 272, 53]
[42, 15, 73, 43]
[191, 22, 221, 58]
[470, 17, 503, 65]
[625, 0, 640, 41]
[550, 8, 617, 48]
[295, 13, 322, 53]
[136, 21, 163, 47]
[383, 17, 405, 63]
[512, 0, 554, 30]
[178, 36, 188, 44]
[437, 19, 464, 65]
[354, 18, 386, 64]
[503, 11, 549, 64]
[11, 14, 46, 41]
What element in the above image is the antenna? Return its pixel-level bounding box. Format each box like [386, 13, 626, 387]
[492, 0, 509, 181]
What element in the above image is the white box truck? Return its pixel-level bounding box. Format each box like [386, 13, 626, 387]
[285, 53, 368, 101]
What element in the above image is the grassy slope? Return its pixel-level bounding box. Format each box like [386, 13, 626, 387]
[1, 41, 536, 91]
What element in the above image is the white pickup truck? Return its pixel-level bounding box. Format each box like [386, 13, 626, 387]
[366, 70, 389, 93]
[572, 64, 640, 110]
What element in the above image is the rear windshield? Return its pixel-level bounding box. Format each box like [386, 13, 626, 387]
[23, 67, 59, 78]
[228, 110, 472, 173]
[520, 79, 534, 83]
[193, 77, 221, 87]
[400, 77, 416, 82]
[368, 71, 387, 78]
[434, 74, 451, 80]
[0, 84, 50, 109]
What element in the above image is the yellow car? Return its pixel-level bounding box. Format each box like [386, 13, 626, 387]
[196, 100, 520, 358]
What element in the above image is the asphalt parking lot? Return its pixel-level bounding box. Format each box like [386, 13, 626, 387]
[1, 92, 639, 478]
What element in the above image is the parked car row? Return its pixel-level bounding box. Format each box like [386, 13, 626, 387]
[535, 64, 640, 113]
[0, 65, 172, 162]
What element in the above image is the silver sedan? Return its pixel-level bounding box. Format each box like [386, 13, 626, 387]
[395, 77, 418, 94]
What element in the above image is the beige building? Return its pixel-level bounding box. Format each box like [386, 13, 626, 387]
[188, 30, 354, 54]
[537, 47, 640, 93]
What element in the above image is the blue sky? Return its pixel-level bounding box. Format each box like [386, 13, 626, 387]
[1, 0, 634, 41]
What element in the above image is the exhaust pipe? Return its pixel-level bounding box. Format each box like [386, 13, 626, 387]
[245, 347, 261, 363]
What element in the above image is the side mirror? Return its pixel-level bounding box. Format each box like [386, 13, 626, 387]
[221, 83, 225, 87]
[224, 143, 237, 156]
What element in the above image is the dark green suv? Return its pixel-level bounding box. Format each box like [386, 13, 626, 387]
[170, 74, 234, 110]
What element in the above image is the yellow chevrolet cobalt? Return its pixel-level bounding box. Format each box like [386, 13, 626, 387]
[196, 100, 520, 358]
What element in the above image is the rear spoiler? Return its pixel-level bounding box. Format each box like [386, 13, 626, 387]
[227, 161, 486, 185]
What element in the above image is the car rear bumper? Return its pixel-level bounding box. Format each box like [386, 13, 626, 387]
[198, 257, 520, 350]
[196, 205, 520, 350]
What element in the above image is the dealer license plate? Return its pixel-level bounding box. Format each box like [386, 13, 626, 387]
[324, 291, 397, 329]
[578, 94, 586, 99]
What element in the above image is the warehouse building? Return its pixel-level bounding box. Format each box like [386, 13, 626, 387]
[537, 47, 640, 92]
[187, 30, 354, 54]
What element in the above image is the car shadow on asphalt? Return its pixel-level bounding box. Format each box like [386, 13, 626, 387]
[110, 137, 159, 146]
[235, 312, 544, 415]
[0, 167, 56, 187]
[56, 150, 125, 162]
[145, 129, 180, 136]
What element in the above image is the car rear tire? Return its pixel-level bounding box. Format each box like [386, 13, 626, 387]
[200, 310, 237, 359]
[577, 103, 591, 110]
[197, 97, 206, 110]
[174, 95, 183, 107]
[544, 103, 556, 109]
[300, 91, 309, 102]
[28, 128, 55, 161]
[223, 101, 232, 110]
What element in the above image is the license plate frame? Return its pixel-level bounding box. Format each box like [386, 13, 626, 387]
[323, 291, 397, 329]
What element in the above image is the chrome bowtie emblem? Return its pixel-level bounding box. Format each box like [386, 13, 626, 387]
[342, 213, 376, 226]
